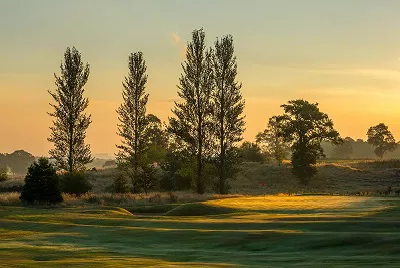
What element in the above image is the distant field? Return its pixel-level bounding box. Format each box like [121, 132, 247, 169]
[2, 159, 400, 195]
[232, 160, 400, 195]
[1, 195, 399, 267]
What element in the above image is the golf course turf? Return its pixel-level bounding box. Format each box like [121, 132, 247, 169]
[0, 195, 399, 267]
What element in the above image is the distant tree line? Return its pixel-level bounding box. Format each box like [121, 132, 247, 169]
[0, 150, 35, 175]
[323, 125, 398, 160]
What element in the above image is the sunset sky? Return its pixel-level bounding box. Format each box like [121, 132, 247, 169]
[2, 0, 400, 157]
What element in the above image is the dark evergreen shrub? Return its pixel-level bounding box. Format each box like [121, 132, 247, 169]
[20, 157, 63, 205]
[60, 172, 92, 196]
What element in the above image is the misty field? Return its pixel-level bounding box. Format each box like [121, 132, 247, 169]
[1, 195, 399, 267]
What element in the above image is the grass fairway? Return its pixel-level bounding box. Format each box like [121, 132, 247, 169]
[0, 196, 399, 267]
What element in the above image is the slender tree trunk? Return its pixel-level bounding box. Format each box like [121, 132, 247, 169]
[218, 74, 225, 194]
[219, 142, 225, 193]
[197, 119, 204, 194]
[219, 106, 225, 194]
[68, 116, 74, 173]
[133, 90, 139, 186]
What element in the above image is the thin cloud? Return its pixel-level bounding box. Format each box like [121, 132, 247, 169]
[171, 32, 180, 45]
[245, 59, 400, 82]
[170, 32, 186, 59]
[304, 67, 400, 81]
[303, 86, 400, 98]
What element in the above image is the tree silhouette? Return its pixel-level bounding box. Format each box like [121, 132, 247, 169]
[116, 52, 150, 190]
[367, 123, 397, 158]
[276, 99, 342, 183]
[0, 150, 35, 175]
[332, 137, 353, 159]
[239, 142, 264, 163]
[212, 34, 245, 194]
[143, 114, 168, 164]
[48, 47, 92, 173]
[20, 157, 63, 205]
[168, 28, 214, 194]
[256, 116, 289, 166]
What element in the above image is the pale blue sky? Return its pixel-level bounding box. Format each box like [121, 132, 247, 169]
[1, 0, 400, 156]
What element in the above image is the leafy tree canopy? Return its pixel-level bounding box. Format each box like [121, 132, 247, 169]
[256, 116, 289, 165]
[367, 123, 397, 158]
[276, 99, 342, 183]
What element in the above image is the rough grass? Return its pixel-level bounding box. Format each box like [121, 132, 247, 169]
[232, 160, 400, 195]
[0, 191, 242, 207]
[2, 159, 400, 196]
[0, 196, 399, 267]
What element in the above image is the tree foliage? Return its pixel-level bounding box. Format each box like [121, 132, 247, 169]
[136, 165, 158, 194]
[112, 171, 131, 193]
[60, 172, 92, 196]
[0, 167, 8, 182]
[159, 152, 191, 191]
[143, 114, 168, 164]
[20, 157, 63, 205]
[116, 52, 149, 172]
[367, 123, 397, 158]
[117, 52, 166, 192]
[168, 28, 214, 194]
[332, 137, 353, 159]
[256, 116, 289, 165]
[0, 150, 35, 175]
[238, 142, 264, 163]
[212, 34, 245, 194]
[276, 99, 342, 183]
[48, 47, 93, 173]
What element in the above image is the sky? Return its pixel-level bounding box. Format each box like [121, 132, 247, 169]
[2, 0, 400, 157]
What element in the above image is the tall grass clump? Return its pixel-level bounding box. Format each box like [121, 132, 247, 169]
[0, 192, 21, 205]
[362, 159, 400, 169]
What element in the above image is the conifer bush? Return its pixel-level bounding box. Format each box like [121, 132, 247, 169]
[20, 157, 63, 205]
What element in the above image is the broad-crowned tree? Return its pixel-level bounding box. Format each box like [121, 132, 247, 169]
[367, 123, 397, 158]
[276, 99, 342, 183]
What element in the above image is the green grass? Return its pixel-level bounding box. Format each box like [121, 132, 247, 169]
[1, 195, 399, 267]
[165, 202, 237, 216]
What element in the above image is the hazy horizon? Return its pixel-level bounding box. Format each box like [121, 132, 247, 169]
[2, 0, 400, 156]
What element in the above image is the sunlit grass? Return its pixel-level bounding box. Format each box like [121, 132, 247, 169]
[206, 195, 379, 211]
[0, 196, 399, 267]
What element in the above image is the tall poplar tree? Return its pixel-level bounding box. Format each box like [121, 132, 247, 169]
[116, 52, 149, 182]
[212, 35, 245, 194]
[168, 28, 214, 194]
[48, 47, 92, 173]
